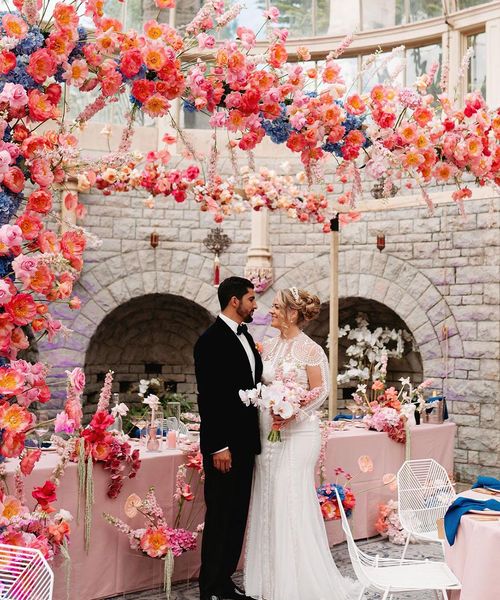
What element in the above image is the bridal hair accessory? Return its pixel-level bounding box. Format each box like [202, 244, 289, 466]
[289, 287, 300, 302]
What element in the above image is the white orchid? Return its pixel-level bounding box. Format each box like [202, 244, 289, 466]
[274, 399, 295, 420]
[143, 394, 160, 409]
[111, 402, 129, 418]
[138, 379, 149, 396]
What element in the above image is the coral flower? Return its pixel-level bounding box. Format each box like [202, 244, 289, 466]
[53, 3, 79, 30]
[20, 449, 42, 476]
[345, 94, 366, 115]
[433, 161, 456, 182]
[0, 495, 26, 525]
[143, 94, 170, 117]
[140, 527, 170, 558]
[62, 60, 89, 88]
[398, 122, 418, 144]
[27, 49, 58, 84]
[322, 60, 342, 84]
[268, 43, 287, 68]
[143, 47, 167, 71]
[144, 20, 163, 40]
[5, 293, 38, 326]
[0, 402, 32, 432]
[2, 14, 28, 39]
[32, 481, 57, 512]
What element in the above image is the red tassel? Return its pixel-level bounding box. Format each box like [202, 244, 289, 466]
[214, 255, 220, 286]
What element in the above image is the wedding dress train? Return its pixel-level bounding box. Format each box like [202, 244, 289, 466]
[244, 332, 359, 600]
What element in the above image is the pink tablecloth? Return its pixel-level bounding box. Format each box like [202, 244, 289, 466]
[445, 489, 500, 600]
[3, 422, 456, 600]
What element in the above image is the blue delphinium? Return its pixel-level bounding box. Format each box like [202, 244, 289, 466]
[262, 106, 292, 144]
[2, 56, 37, 92]
[14, 27, 44, 55]
[321, 99, 372, 155]
[0, 254, 14, 279]
[183, 100, 196, 113]
[0, 191, 21, 226]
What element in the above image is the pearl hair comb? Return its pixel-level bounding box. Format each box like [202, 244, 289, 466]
[289, 286, 300, 302]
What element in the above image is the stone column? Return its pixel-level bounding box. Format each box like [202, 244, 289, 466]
[244, 209, 273, 292]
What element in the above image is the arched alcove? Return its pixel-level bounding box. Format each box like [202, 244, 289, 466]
[83, 293, 213, 412]
[305, 297, 424, 408]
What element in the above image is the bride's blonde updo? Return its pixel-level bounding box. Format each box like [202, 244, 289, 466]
[277, 287, 321, 326]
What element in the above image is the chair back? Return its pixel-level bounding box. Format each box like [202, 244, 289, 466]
[334, 488, 373, 587]
[0, 543, 53, 599]
[397, 459, 455, 536]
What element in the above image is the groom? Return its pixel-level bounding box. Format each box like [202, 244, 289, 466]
[194, 277, 262, 600]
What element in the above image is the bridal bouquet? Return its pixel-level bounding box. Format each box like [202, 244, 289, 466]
[239, 368, 320, 442]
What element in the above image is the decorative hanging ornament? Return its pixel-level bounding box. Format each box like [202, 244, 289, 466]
[214, 254, 220, 287]
[203, 227, 232, 287]
[376, 233, 386, 252]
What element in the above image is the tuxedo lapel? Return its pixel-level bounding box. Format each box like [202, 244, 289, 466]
[214, 317, 255, 384]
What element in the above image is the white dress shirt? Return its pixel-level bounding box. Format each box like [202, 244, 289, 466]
[212, 314, 256, 455]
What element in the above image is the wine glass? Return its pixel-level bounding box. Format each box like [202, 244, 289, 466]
[33, 425, 49, 449]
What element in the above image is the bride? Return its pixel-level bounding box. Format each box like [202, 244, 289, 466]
[244, 287, 358, 600]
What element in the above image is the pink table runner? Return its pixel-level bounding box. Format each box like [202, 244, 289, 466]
[445, 489, 500, 600]
[3, 422, 456, 599]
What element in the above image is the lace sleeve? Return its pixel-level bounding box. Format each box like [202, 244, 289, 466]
[296, 337, 330, 417]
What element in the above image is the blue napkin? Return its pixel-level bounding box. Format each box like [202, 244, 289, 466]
[444, 496, 500, 545]
[333, 414, 353, 421]
[472, 476, 500, 491]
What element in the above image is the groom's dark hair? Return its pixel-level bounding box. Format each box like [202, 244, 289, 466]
[218, 276, 254, 310]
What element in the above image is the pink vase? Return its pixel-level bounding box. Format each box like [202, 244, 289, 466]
[146, 426, 159, 451]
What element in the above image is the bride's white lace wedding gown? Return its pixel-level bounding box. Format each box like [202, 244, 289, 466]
[244, 332, 358, 600]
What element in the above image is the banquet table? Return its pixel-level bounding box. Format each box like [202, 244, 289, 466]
[445, 488, 500, 600]
[3, 421, 456, 600]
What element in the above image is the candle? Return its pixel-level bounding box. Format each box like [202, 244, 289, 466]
[167, 430, 177, 449]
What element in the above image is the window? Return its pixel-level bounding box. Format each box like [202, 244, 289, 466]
[361, 0, 443, 30]
[457, 0, 490, 8]
[467, 32, 487, 97]
[406, 43, 442, 96]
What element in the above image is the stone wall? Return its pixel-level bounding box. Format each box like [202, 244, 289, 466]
[39, 182, 499, 482]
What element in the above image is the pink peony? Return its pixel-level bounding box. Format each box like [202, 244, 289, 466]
[0, 83, 28, 110]
[54, 411, 75, 434]
[12, 254, 39, 282]
[0, 280, 14, 305]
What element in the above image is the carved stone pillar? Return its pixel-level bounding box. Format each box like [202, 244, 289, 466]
[244, 209, 273, 293]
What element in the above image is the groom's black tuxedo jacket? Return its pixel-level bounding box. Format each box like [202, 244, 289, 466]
[194, 317, 262, 457]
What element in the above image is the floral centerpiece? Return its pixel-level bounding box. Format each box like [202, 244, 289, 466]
[316, 454, 373, 521]
[0, 440, 74, 563]
[239, 366, 321, 442]
[104, 449, 204, 599]
[375, 500, 413, 545]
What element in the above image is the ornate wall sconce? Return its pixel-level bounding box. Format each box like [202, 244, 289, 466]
[203, 227, 232, 286]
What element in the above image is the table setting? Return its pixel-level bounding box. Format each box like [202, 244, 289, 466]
[444, 476, 500, 600]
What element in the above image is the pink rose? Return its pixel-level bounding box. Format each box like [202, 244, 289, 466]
[66, 367, 85, 393]
[0, 150, 11, 175]
[196, 33, 216, 49]
[0, 224, 23, 248]
[0, 83, 28, 110]
[12, 254, 39, 282]
[0, 280, 13, 305]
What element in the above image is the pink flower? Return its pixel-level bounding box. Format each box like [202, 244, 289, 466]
[264, 6, 280, 21]
[140, 527, 170, 558]
[30, 158, 54, 188]
[54, 411, 75, 434]
[0, 83, 28, 110]
[0, 224, 23, 248]
[12, 254, 39, 282]
[0, 280, 14, 305]
[66, 367, 85, 393]
[196, 33, 216, 50]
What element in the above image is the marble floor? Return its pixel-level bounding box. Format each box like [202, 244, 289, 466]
[106, 537, 446, 599]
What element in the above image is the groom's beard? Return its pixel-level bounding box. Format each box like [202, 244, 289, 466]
[237, 307, 255, 324]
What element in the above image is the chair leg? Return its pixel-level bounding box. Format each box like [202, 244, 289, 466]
[356, 586, 365, 600]
[433, 590, 441, 600]
[381, 589, 390, 600]
[442, 589, 449, 599]
[400, 533, 410, 562]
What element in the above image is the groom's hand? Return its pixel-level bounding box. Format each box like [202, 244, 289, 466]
[213, 449, 232, 473]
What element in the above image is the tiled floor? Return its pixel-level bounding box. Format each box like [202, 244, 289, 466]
[106, 537, 445, 599]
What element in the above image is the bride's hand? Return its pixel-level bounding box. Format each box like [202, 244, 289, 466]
[272, 415, 294, 429]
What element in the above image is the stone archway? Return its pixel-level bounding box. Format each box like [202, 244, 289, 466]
[305, 297, 424, 408]
[83, 293, 213, 413]
[40, 248, 226, 410]
[258, 249, 463, 383]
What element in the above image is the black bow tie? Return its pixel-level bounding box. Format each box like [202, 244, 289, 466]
[237, 323, 248, 336]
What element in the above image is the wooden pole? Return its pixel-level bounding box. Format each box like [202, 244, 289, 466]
[329, 216, 339, 419]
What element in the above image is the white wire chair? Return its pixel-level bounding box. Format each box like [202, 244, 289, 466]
[397, 459, 456, 560]
[334, 488, 461, 600]
[0, 543, 53, 599]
